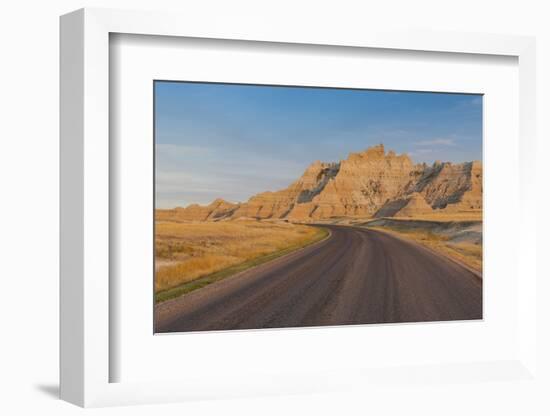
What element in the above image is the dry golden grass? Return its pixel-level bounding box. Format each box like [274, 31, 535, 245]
[156, 208, 199, 223]
[395, 210, 482, 222]
[155, 220, 325, 293]
[368, 226, 482, 273]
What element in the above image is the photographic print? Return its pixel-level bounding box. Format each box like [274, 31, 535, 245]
[154, 81, 482, 333]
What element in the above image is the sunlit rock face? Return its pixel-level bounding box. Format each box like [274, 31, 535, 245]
[169, 145, 482, 221]
[161, 198, 239, 222]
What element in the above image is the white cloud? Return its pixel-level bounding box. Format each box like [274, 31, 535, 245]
[413, 138, 456, 146]
[156, 143, 213, 159]
[410, 149, 434, 155]
[155, 143, 306, 207]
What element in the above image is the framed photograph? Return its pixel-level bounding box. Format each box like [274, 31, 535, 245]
[60, 8, 538, 407]
[153, 81, 483, 333]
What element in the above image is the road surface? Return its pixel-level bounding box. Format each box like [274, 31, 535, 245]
[155, 225, 482, 333]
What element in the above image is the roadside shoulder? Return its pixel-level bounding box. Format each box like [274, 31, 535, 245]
[353, 225, 482, 280]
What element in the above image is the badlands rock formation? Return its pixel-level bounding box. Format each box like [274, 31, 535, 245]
[232, 160, 340, 219]
[373, 192, 434, 218]
[159, 198, 238, 222]
[164, 144, 482, 221]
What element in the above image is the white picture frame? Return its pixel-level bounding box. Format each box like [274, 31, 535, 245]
[60, 7, 538, 408]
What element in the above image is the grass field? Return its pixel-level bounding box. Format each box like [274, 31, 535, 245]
[366, 223, 482, 274]
[394, 210, 482, 222]
[155, 220, 328, 302]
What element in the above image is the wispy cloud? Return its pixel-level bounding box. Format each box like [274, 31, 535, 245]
[155, 143, 306, 208]
[156, 143, 213, 159]
[410, 148, 434, 154]
[414, 138, 456, 146]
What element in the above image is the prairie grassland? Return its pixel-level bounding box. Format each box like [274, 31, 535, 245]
[367, 225, 482, 273]
[396, 210, 483, 222]
[155, 220, 328, 301]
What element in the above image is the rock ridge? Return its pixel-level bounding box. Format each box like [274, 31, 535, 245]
[165, 144, 482, 221]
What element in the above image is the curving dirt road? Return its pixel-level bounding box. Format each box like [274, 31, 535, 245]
[155, 225, 482, 333]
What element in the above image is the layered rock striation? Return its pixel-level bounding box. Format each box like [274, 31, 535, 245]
[167, 144, 482, 221]
[158, 198, 238, 222]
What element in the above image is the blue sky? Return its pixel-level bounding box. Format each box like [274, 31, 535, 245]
[155, 81, 482, 208]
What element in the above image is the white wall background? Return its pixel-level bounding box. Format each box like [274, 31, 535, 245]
[0, 0, 548, 415]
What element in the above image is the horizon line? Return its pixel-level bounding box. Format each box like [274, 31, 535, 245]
[156, 144, 482, 209]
